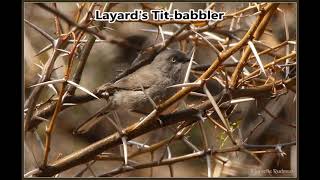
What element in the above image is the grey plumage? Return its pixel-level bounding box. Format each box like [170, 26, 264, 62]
[74, 49, 190, 134]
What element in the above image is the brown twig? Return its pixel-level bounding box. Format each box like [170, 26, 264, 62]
[24, 33, 68, 133]
[128, 125, 195, 159]
[42, 31, 85, 167]
[224, 3, 268, 18]
[74, 3, 86, 24]
[239, 52, 296, 86]
[36, 3, 105, 40]
[100, 147, 239, 177]
[67, 3, 112, 95]
[247, 41, 289, 60]
[229, 4, 279, 89]
[244, 116, 265, 142]
[98, 141, 295, 177]
[52, 3, 63, 35]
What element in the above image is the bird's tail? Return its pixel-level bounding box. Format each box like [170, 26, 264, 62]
[73, 102, 112, 135]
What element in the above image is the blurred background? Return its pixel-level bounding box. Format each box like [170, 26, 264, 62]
[24, 2, 296, 177]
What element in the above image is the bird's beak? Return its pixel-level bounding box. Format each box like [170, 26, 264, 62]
[183, 57, 190, 63]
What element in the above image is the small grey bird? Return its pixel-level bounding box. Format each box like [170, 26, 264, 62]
[74, 49, 190, 134]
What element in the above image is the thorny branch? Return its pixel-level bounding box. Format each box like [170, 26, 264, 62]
[30, 76, 295, 177]
[24, 2, 296, 177]
[36, 3, 105, 40]
[229, 4, 279, 88]
[42, 31, 85, 167]
[98, 141, 295, 177]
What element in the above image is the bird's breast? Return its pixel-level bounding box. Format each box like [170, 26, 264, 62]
[111, 77, 178, 114]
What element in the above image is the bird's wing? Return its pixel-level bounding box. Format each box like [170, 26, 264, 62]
[112, 66, 161, 91]
[73, 102, 112, 135]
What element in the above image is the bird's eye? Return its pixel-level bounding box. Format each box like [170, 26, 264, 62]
[171, 57, 176, 63]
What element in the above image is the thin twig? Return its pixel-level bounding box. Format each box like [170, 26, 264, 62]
[36, 3, 105, 40]
[229, 4, 279, 88]
[24, 19, 55, 43]
[98, 141, 294, 177]
[24, 36, 68, 133]
[198, 119, 212, 177]
[244, 116, 265, 142]
[42, 31, 85, 166]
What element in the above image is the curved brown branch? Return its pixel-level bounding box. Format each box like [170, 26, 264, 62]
[99, 141, 295, 177]
[229, 3, 279, 89]
[42, 31, 85, 167]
